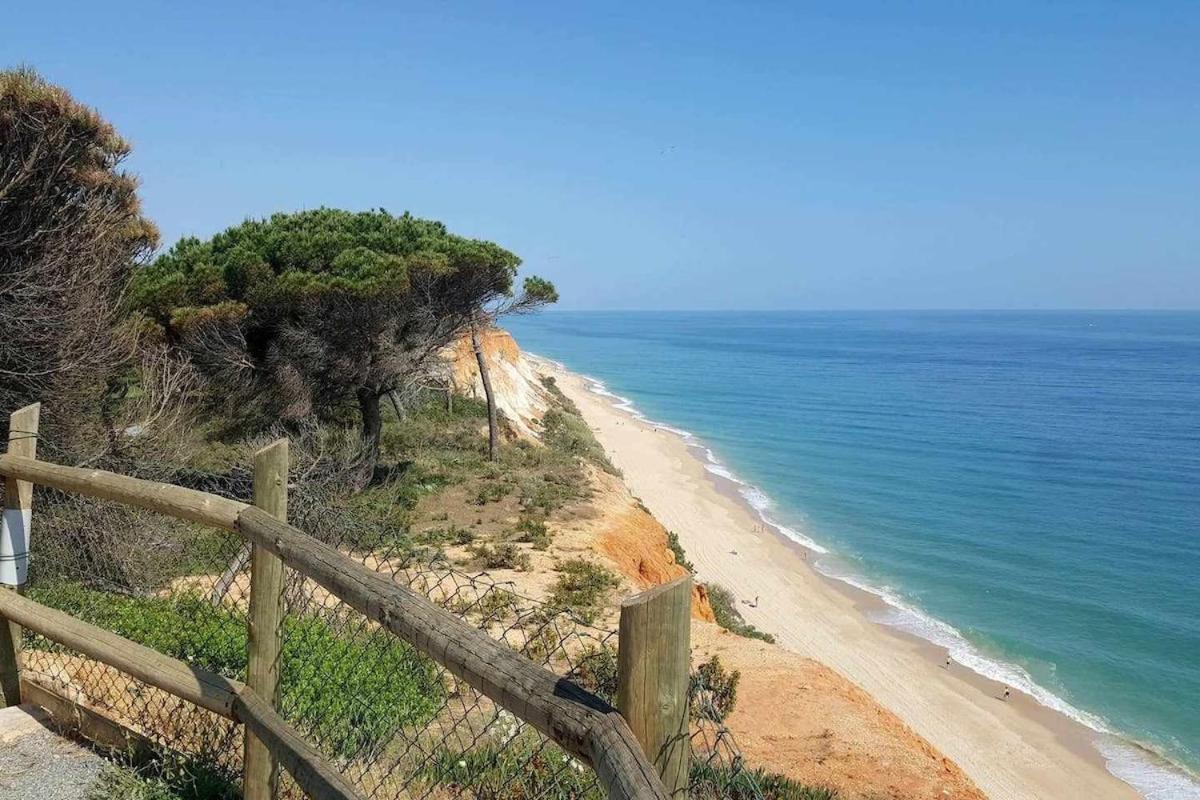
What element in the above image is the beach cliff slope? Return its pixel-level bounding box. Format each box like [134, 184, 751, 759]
[445, 327, 987, 800]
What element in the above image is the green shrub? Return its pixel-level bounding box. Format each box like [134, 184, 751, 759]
[417, 733, 602, 800]
[666, 530, 693, 572]
[474, 588, 521, 622]
[513, 517, 551, 550]
[707, 584, 775, 643]
[469, 542, 532, 571]
[548, 559, 619, 623]
[474, 481, 509, 505]
[691, 655, 740, 721]
[30, 583, 443, 758]
[570, 645, 618, 703]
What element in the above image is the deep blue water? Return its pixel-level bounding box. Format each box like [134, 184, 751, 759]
[506, 311, 1200, 797]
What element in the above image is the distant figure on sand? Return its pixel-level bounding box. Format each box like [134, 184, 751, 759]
[1003, 686, 1011, 701]
[945, 656, 951, 669]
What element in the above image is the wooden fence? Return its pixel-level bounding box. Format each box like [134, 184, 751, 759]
[0, 403, 691, 800]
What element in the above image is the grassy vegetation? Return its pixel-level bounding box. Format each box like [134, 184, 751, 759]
[334, 393, 600, 552]
[31, 583, 443, 758]
[707, 584, 776, 644]
[86, 761, 237, 800]
[417, 733, 603, 800]
[540, 408, 619, 476]
[666, 530, 694, 572]
[691, 763, 838, 800]
[547, 559, 620, 624]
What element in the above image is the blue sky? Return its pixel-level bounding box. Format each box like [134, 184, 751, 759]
[8, 2, 1198, 309]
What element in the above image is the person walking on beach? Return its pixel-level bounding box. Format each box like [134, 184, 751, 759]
[945, 655, 952, 669]
[1003, 686, 1011, 701]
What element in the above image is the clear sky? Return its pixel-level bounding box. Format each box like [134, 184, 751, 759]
[9, 2, 1198, 309]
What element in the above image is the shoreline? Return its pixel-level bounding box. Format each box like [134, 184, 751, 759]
[532, 354, 1169, 800]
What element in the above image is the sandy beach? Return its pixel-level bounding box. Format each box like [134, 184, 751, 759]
[540, 358, 1141, 800]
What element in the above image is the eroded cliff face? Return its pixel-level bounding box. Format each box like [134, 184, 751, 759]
[588, 469, 716, 622]
[443, 328, 551, 441]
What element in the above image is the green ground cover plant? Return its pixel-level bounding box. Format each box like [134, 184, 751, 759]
[30, 583, 443, 758]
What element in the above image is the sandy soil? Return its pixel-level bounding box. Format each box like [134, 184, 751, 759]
[541, 359, 1139, 800]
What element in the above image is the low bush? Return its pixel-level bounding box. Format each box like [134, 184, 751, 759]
[548, 559, 619, 623]
[469, 542, 532, 571]
[691, 655, 740, 721]
[707, 584, 776, 643]
[513, 516, 551, 550]
[414, 525, 476, 547]
[474, 481, 509, 505]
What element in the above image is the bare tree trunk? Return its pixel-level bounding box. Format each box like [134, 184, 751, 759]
[357, 387, 383, 481]
[471, 323, 499, 461]
[388, 390, 406, 422]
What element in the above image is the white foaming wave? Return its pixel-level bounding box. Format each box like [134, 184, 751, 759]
[1096, 740, 1200, 800]
[822, 563, 1111, 731]
[533, 350, 1200, 799]
[576, 371, 833, 558]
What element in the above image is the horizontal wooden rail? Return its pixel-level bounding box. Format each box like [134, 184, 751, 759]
[0, 590, 363, 800]
[0, 454, 246, 530]
[0, 454, 671, 800]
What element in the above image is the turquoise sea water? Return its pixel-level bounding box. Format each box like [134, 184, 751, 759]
[506, 311, 1200, 799]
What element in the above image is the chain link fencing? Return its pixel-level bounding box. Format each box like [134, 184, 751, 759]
[15, 438, 769, 799]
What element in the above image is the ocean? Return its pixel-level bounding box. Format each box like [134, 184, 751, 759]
[505, 310, 1200, 800]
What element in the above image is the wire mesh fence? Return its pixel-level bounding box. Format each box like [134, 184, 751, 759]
[15, 441, 768, 799]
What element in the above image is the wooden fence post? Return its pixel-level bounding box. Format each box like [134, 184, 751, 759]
[617, 575, 691, 798]
[0, 403, 39, 707]
[243, 439, 288, 800]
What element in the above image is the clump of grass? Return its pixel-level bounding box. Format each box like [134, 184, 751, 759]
[666, 530, 693, 572]
[548, 559, 619, 623]
[707, 583, 776, 643]
[32, 583, 444, 758]
[87, 760, 237, 800]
